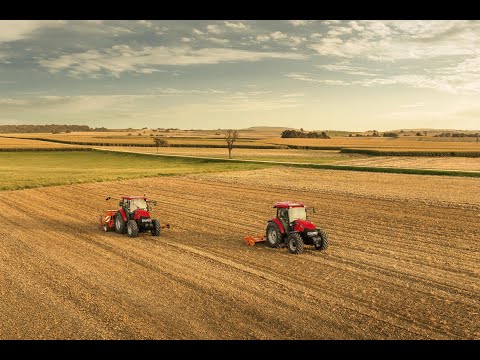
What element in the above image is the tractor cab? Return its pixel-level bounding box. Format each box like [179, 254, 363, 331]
[120, 196, 149, 216]
[273, 201, 308, 233]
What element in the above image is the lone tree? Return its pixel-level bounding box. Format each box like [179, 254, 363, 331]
[224, 129, 239, 159]
[153, 137, 169, 153]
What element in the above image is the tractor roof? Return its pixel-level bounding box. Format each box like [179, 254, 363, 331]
[121, 196, 147, 200]
[273, 201, 305, 209]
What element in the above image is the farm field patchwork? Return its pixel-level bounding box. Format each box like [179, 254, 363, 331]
[4, 131, 480, 154]
[0, 168, 478, 339]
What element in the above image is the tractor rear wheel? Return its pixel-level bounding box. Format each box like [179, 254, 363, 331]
[151, 219, 161, 236]
[266, 222, 282, 248]
[315, 229, 329, 251]
[115, 212, 127, 234]
[287, 233, 304, 255]
[127, 220, 139, 238]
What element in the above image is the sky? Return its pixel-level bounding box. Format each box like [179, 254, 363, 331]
[1, 20, 480, 131]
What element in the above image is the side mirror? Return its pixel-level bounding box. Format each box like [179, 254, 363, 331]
[312, 208, 316, 213]
[119, 201, 123, 207]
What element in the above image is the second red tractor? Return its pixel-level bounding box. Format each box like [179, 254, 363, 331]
[244, 201, 329, 254]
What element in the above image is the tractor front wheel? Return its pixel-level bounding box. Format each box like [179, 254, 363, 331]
[127, 220, 139, 238]
[266, 222, 282, 248]
[315, 229, 329, 251]
[151, 219, 161, 236]
[287, 233, 304, 255]
[115, 212, 127, 234]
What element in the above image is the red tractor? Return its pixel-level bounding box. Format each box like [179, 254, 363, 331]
[100, 196, 163, 238]
[245, 201, 329, 254]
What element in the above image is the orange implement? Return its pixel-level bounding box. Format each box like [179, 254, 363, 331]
[244, 234, 266, 246]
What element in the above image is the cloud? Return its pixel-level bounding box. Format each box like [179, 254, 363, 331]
[256, 34, 270, 42]
[288, 20, 311, 26]
[401, 102, 425, 108]
[309, 20, 480, 61]
[282, 92, 305, 97]
[270, 31, 288, 40]
[206, 24, 222, 34]
[224, 21, 248, 31]
[284, 73, 349, 85]
[137, 20, 153, 28]
[181, 37, 193, 42]
[327, 27, 353, 37]
[207, 37, 230, 45]
[0, 20, 66, 42]
[192, 28, 204, 35]
[156, 88, 225, 95]
[286, 66, 480, 94]
[316, 63, 376, 76]
[0, 98, 31, 105]
[38, 45, 308, 78]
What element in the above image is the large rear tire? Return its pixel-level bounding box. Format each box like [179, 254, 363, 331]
[127, 220, 139, 238]
[287, 233, 304, 255]
[115, 212, 127, 234]
[315, 229, 329, 251]
[266, 222, 282, 248]
[151, 219, 161, 236]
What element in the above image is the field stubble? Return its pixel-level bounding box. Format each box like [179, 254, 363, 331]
[0, 167, 478, 339]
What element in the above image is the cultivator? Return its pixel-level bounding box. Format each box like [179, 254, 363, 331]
[243, 234, 266, 246]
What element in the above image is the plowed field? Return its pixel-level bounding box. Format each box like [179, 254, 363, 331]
[1, 168, 478, 339]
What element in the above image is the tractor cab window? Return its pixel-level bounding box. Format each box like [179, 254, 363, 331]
[277, 208, 288, 221]
[288, 207, 306, 223]
[128, 198, 148, 212]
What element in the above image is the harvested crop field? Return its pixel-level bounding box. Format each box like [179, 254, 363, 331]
[100, 146, 480, 172]
[0, 136, 82, 149]
[99, 146, 365, 163]
[0, 167, 478, 339]
[336, 156, 480, 172]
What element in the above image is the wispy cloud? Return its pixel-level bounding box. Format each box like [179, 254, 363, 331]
[316, 63, 377, 76]
[38, 45, 308, 78]
[284, 73, 349, 85]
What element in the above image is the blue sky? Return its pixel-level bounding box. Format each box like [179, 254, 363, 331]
[1, 20, 480, 131]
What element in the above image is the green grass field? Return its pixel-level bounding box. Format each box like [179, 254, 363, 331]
[0, 150, 270, 191]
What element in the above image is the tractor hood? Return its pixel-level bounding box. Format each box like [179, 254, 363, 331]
[134, 209, 151, 218]
[294, 219, 316, 230]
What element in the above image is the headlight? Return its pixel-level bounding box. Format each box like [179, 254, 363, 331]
[307, 231, 318, 236]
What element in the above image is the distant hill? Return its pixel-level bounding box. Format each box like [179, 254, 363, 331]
[242, 126, 294, 131]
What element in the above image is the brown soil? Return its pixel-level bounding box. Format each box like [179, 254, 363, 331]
[0, 168, 478, 339]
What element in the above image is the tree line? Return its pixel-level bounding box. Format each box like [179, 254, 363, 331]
[281, 129, 330, 139]
[434, 132, 479, 138]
